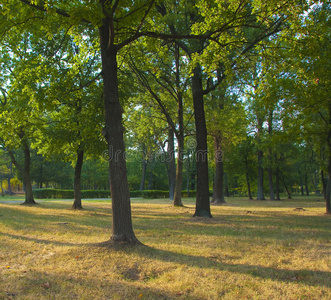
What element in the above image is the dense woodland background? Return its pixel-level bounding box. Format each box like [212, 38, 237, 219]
[0, 1, 330, 222]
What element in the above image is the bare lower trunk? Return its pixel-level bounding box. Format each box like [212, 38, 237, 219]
[321, 170, 326, 200]
[173, 131, 184, 206]
[192, 65, 212, 217]
[268, 167, 275, 200]
[305, 173, 309, 196]
[212, 135, 225, 204]
[282, 175, 292, 199]
[72, 148, 84, 209]
[326, 157, 331, 214]
[257, 150, 265, 200]
[22, 143, 36, 205]
[275, 166, 280, 200]
[167, 129, 176, 201]
[100, 20, 139, 243]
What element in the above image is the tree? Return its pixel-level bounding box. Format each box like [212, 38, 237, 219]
[2, 0, 160, 243]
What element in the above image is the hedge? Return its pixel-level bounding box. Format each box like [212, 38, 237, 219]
[33, 189, 111, 199]
[33, 189, 201, 199]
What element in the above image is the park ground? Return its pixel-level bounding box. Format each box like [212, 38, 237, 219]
[0, 196, 330, 299]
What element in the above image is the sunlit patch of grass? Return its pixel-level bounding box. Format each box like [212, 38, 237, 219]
[0, 196, 330, 299]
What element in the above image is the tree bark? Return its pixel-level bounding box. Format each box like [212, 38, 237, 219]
[22, 142, 35, 205]
[173, 132, 184, 206]
[275, 166, 280, 200]
[192, 65, 212, 217]
[212, 135, 226, 204]
[245, 156, 253, 200]
[256, 116, 265, 200]
[99, 19, 139, 243]
[172, 44, 184, 207]
[257, 149, 265, 200]
[268, 165, 275, 200]
[167, 129, 176, 200]
[326, 156, 331, 214]
[281, 175, 292, 199]
[72, 148, 84, 209]
[304, 173, 309, 196]
[326, 110, 331, 214]
[7, 161, 12, 195]
[321, 170, 327, 200]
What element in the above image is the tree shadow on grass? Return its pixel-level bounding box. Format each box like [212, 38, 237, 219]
[96, 242, 331, 290]
[2, 231, 330, 292]
[1, 269, 181, 300]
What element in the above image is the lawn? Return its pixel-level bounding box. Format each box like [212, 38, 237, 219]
[0, 196, 330, 299]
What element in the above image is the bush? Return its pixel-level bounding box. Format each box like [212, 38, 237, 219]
[34, 189, 200, 200]
[33, 189, 111, 199]
[181, 190, 197, 197]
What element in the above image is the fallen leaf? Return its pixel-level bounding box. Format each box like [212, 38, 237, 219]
[139, 294, 144, 298]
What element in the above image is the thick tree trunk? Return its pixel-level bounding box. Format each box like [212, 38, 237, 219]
[321, 170, 327, 200]
[326, 115, 331, 214]
[22, 142, 35, 205]
[167, 129, 176, 200]
[72, 148, 84, 209]
[212, 135, 226, 204]
[99, 20, 139, 243]
[326, 158, 331, 214]
[192, 65, 212, 217]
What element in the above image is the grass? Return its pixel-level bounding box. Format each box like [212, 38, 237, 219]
[0, 196, 330, 299]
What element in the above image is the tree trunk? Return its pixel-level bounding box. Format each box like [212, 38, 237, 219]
[22, 142, 35, 205]
[321, 170, 327, 200]
[212, 135, 225, 204]
[275, 166, 280, 200]
[305, 173, 309, 196]
[192, 65, 212, 217]
[244, 155, 253, 200]
[186, 150, 191, 197]
[257, 149, 265, 200]
[72, 148, 84, 209]
[7, 161, 12, 195]
[268, 166, 275, 200]
[99, 19, 139, 243]
[256, 115, 265, 200]
[172, 44, 184, 207]
[167, 129, 176, 200]
[326, 157, 331, 214]
[281, 175, 292, 199]
[173, 132, 184, 206]
[326, 111, 331, 214]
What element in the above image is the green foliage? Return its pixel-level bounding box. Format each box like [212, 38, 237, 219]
[33, 188, 111, 199]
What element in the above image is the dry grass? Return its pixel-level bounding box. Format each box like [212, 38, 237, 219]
[0, 196, 330, 299]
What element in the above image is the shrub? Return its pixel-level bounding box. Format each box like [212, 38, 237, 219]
[33, 189, 111, 199]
